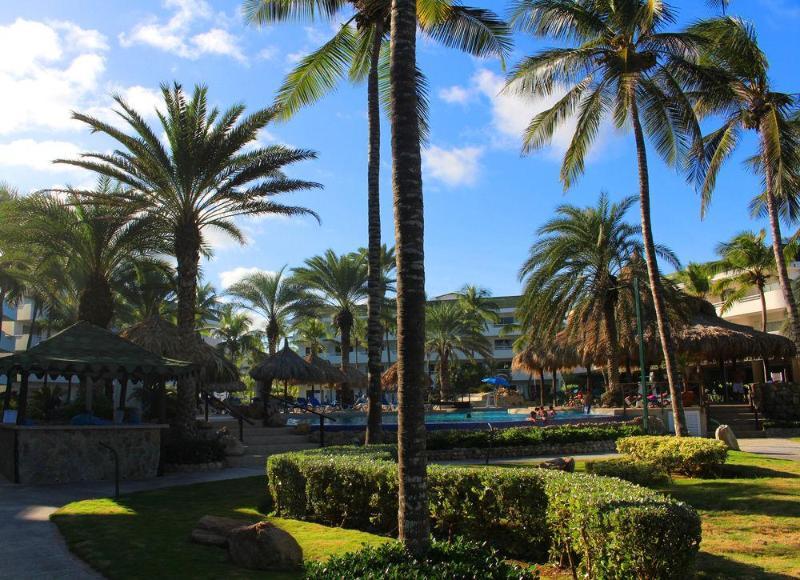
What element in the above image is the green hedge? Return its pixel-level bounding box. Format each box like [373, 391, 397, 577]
[616, 435, 728, 476]
[305, 537, 536, 579]
[267, 446, 700, 577]
[426, 421, 643, 451]
[585, 457, 670, 487]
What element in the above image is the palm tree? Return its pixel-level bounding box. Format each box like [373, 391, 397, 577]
[214, 303, 264, 364]
[674, 262, 714, 299]
[293, 317, 331, 356]
[227, 266, 311, 355]
[390, 0, 429, 553]
[425, 301, 492, 400]
[506, 0, 701, 436]
[518, 193, 680, 399]
[246, 0, 508, 448]
[58, 83, 321, 438]
[456, 284, 500, 330]
[291, 250, 367, 405]
[115, 261, 177, 325]
[687, 16, 800, 353]
[6, 181, 161, 328]
[713, 230, 775, 333]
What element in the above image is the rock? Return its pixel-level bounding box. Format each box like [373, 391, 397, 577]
[715, 424, 740, 451]
[227, 521, 303, 571]
[537, 457, 575, 472]
[190, 515, 251, 547]
[223, 437, 246, 457]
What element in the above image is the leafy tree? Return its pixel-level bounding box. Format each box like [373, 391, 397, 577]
[505, 0, 701, 435]
[213, 303, 265, 364]
[115, 261, 177, 325]
[292, 250, 367, 405]
[687, 16, 800, 352]
[713, 230, 775, 332]
[5, 179, 161, 327]
[292, 317, 332, 356]
[425, 300, 492, 400]
[227, 266, 311, 354]
[58, 83, 321, 438]
[456, 284, 499, 329]
[518, 193, 679, 396]
[674, 262, 714, 299]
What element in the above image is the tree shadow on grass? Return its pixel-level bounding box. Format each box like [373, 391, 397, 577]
[696, 551, 797, 580]
[664, 481, 800, 518]
[718, 464, 799, 479]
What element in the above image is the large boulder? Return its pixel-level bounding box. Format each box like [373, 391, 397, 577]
[190, 515, 251, 547]
[537, 457, 575, 473]
[227, 521, 303, 571]
[715, 424, 740, 451]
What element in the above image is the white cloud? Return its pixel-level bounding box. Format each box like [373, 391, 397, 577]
[423, 145, 484, 187]
[438, 85, 473, 105]
[118, 85, 164, 117]
[119, 0, 245, 62]
[0, 139, 85, 173]
[0, 19, 108, 135]
[257, 46, 278, 61]
[286, 50, 307, 65]
[219, 266, 275, 289]
[468, 68, 613, 160]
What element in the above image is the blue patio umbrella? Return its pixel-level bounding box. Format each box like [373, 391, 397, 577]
[481, 376, 510, 387]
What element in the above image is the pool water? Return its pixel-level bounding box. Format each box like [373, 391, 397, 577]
[288, 408, 591, 427]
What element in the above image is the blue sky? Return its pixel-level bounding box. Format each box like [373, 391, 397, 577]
[1, 0, 799, 300]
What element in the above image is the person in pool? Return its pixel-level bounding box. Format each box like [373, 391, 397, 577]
[547, 405, 556, 418]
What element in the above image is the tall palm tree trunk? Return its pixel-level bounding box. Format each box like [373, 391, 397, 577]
[25, 300, 39, 351]
[538, 368, 545, 406]
[267, 320, 280, 355]
[390, 0, 429, 555]
[631, 100, 686, 436]
[602, 299, 621, 393]
[339, 316, 354, 406]
[174, 225, 201, 439]
[438, 350, 452, 400]
[79, 272, 114, 328]
[366, 22, 386, 445]
[761, 128, 800, 350]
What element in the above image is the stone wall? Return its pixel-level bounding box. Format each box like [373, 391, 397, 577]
[752, 383, 800, 421]
[0, 428, 15, 482]
[3, 424, 165, 484]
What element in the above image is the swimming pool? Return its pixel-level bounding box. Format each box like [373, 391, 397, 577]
[288, 408, 604, 431]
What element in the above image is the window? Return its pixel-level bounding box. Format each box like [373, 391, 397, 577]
[494, 339, 512, 350]
[497, 316, 515, 326]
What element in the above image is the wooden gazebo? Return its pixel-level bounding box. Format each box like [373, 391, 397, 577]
[0, 321, 195, 425]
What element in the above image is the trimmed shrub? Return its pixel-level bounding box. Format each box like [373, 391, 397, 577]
[305, 537, 537, 579]
[426, 421, 643, 451]
[268, 446, 549, 559]
[585, 457, 669, 487]
[542, 470, 701, 579]
[268, 446, 701, 577]
[616, 435, 728, 476]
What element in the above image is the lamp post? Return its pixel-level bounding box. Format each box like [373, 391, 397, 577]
[633, 276, 649, 432]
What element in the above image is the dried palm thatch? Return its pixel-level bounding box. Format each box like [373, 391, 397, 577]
[511, 331, 581, 374]
[120, 316, 238, 383]
[301, 353, 346, 385]
[381, 362, 433, 392]
[342, 365, 368, 390]
[249, 340, 326, 383]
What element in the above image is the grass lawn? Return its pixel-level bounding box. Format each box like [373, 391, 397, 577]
[51, 477, 391, 579]
[505, 451, 800, 579]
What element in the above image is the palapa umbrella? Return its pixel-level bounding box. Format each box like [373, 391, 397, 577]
[249, 340, 326, 409]
[301, 353, 346, 400]
[381, 361, 432, 392]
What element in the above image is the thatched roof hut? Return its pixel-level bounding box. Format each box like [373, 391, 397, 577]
[511, 331, 581, 374]
[302, 353, 346, 385]
[342, 365, 368, 390]
[249, 340, 325, 384]
[120, 316, 239, 384]
[381, 362, 432, 392]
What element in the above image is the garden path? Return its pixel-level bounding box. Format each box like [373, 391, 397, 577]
[0, 467, 261, 579]
[738, 437, 800, 461]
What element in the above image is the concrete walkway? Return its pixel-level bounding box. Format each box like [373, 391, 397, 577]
[738, 437, 800, 461]
[0, 467, 262, 580]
